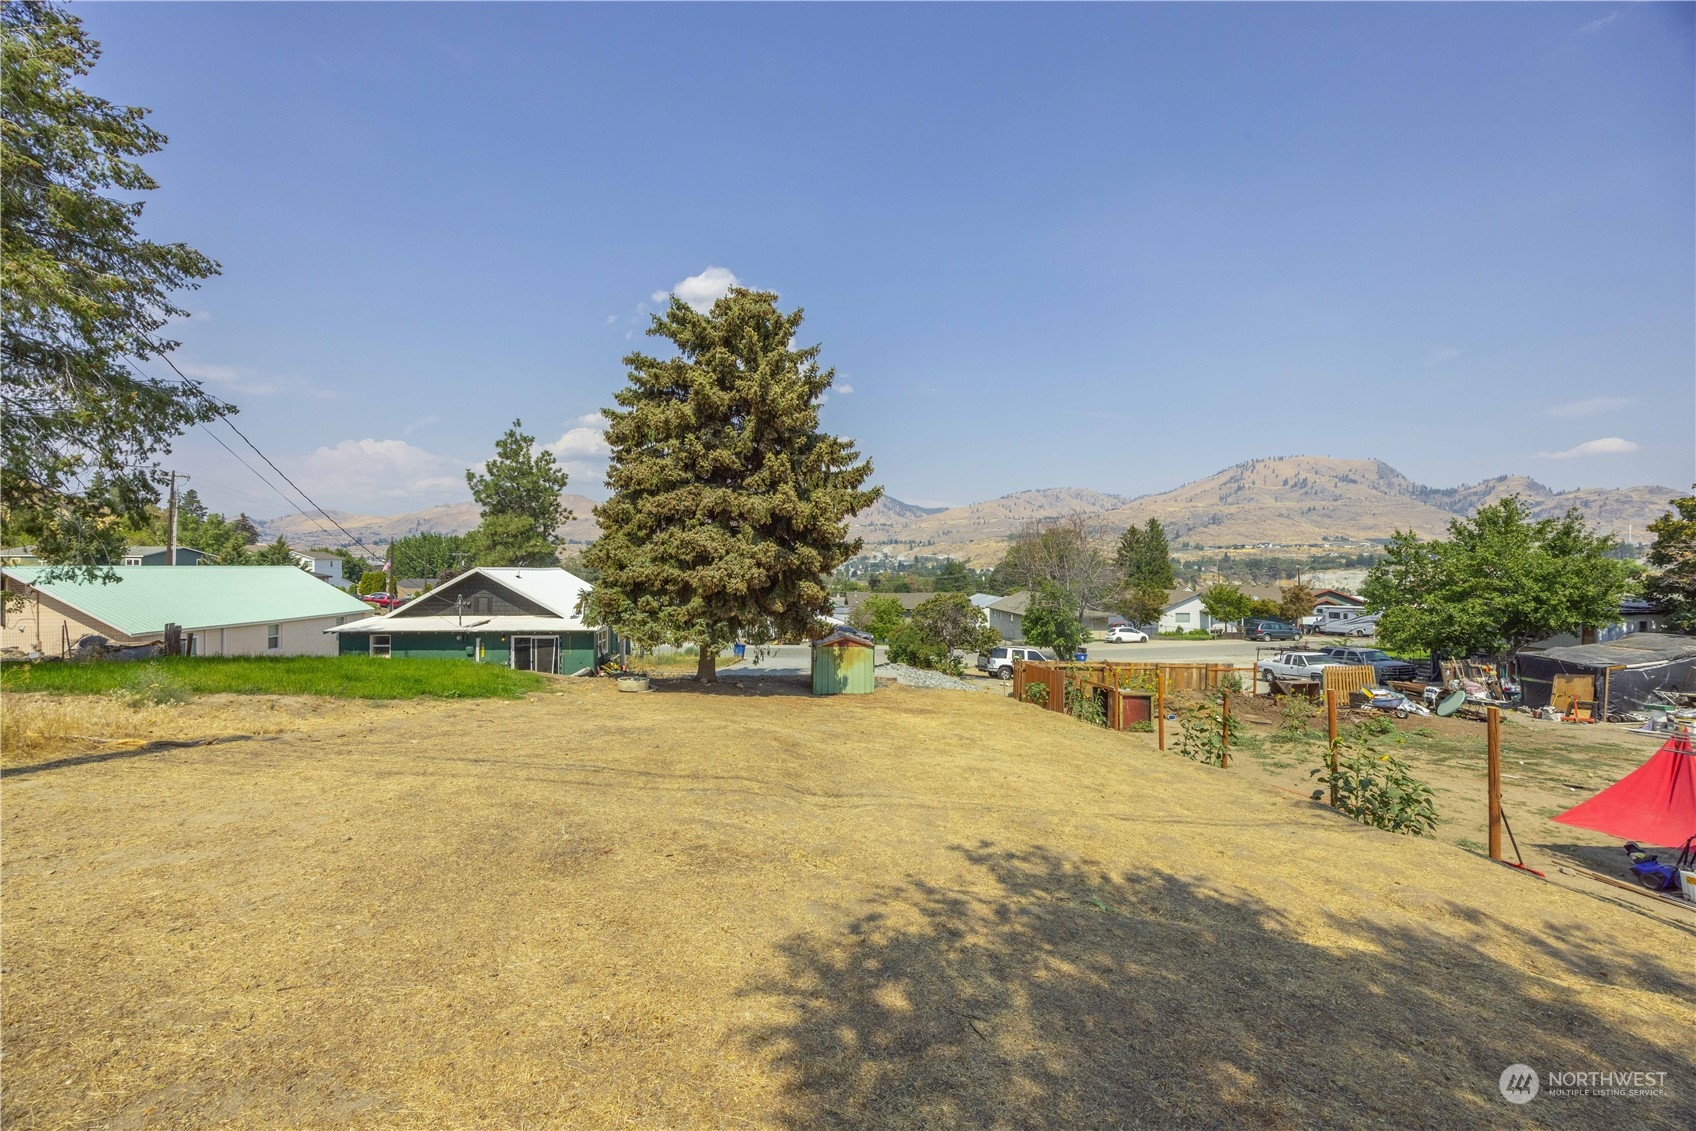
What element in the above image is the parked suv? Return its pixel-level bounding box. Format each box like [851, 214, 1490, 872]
[1243, 618, 1300, 642]
[1317, 647, 1417, 683]
[978, 645, 1053, 679]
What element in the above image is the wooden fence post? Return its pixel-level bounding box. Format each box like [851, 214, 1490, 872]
[1220, 685, 1231, 767]
[1487, 705, 1502, 861]
[1325, 689, 1339, 807]
[1156, 667, 1166, 751]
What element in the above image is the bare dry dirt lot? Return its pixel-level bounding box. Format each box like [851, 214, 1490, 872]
[3, 682, 1693, 1129]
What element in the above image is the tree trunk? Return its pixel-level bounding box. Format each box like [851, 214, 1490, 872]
[696, 647, 717, 683]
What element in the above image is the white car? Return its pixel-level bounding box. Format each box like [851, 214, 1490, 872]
[1106, 625, 1149, 643]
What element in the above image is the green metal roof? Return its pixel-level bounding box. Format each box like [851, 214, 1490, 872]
[3, 566, 374, 636]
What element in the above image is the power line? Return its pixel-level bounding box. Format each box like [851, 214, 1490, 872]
[193, 422, 351, 552]
[150, 355, 388, 562]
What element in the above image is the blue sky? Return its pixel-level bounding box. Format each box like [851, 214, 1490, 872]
[81, 2, 1694, 516]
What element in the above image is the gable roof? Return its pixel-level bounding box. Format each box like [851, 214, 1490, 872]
[2, 565, 372, 636]
[986, 590, 1113, 618]
[378, 567, 594, 629]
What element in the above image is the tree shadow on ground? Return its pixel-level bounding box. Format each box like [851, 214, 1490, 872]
[742, 843, 1695, 1129]
[647, 672, 814, 697]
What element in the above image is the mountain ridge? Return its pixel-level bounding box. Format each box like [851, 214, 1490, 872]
[259, 456, 1681, 564]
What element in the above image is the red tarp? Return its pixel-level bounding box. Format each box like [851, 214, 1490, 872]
[1552, 734, 1696, 848]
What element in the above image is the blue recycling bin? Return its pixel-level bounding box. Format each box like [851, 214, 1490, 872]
[733, 642, 746, 659]
[1073, 647, 1088, 661]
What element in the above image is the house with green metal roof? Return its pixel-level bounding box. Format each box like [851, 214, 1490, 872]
[1, 566, 373, 658]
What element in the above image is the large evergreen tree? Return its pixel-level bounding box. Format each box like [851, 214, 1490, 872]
[1114, 518, 1175, 625]
[464, 420, 571, 567]
[2, 2, 226, 572]
[1643, 491, 1696, 632]
[584, 288, 878, 681]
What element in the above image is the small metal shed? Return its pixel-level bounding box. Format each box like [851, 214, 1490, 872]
[811, 629, 876, 696]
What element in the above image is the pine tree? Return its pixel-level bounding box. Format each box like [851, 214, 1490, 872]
[1641, 492, 1694, 631]
[1114, 518, 1175, 626]
[2, 3, 226, 573]
[584, 288, 879, 681]
[464, 420, 571, 567]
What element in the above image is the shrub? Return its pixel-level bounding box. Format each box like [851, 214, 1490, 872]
[1350, 714, 1397, 742]
[118, 663, 192, 706]
[1174, 704, 1226, 766]
[890, 593, 1000, 674]
[1311, 746, 1438, 836]
[1022, 682, 1050, 707]
[888, 622, 955, 674]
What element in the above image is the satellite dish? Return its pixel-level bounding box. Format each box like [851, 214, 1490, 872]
[1435, 689, 1467, 718]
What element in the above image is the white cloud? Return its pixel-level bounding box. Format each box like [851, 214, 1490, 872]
[1424, 346, 1461, 366]
[605, 314, 618, 326]
[299, 438, 464, 508]
[836, 382, 855, 396]
[1534, 437, 1640, 460]
[548, 412, 612, 484]
[1577, 11, 1620, 34]
[655, 266, 740, 313]
[1545, 396, 1633, 418]
[176, 361, 334, 400]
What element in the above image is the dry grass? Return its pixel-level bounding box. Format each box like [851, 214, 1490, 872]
[3, 680, 1693, 1129]
[1, 692, 386, 764]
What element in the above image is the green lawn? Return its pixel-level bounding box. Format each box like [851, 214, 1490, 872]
[0, 656, 550, 700]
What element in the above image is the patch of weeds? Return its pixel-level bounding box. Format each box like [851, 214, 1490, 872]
[1064, 680, 1108, 728]
[1274, 695, 1318, 744]
[1456, 837, 1485, 853]
[1311, 742, 1438, 836]
[1126, 720, 1153, 733]
[1175, 704, 1226, 767]
[117, 663, 192, 706]
[1022, 683, 1050, 707]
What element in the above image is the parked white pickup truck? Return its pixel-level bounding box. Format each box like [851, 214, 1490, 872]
[1258, 651, 1341, 683]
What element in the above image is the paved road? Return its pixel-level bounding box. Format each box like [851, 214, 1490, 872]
[721, 637, 1344, 681]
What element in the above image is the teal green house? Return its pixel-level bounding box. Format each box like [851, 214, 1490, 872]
[328, 567, 610, 675]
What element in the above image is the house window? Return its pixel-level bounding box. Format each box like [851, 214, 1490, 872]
[1174, 612, 1190, 623]
[123, 556, 142, 566]
[474, 594, 492, 615]
[370, 634, 391, 658]
[266, 624, 281, 650]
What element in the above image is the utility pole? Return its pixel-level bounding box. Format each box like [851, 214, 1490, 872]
[165, 472, 188, 566]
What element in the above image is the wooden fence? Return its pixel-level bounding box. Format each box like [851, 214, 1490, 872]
[1320, 664, 1377, 698]
[1011, 660, 1253, 736]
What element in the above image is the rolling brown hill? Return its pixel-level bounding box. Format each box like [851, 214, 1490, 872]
[261, 458, 1679, 563]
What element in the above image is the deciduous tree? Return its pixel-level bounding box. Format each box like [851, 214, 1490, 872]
[2, 2, 225, 572]
[1021, 583, 1088, 659]
[850, 595, 906, 643]
[1278, 581, 1317, 627]
[997, 516, 1114, 626]
[1363, 497, 1636, 657]
[891, 592, 999, 674]
[584, 288, 878, 680]
[1199, 583, 1254, 629]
